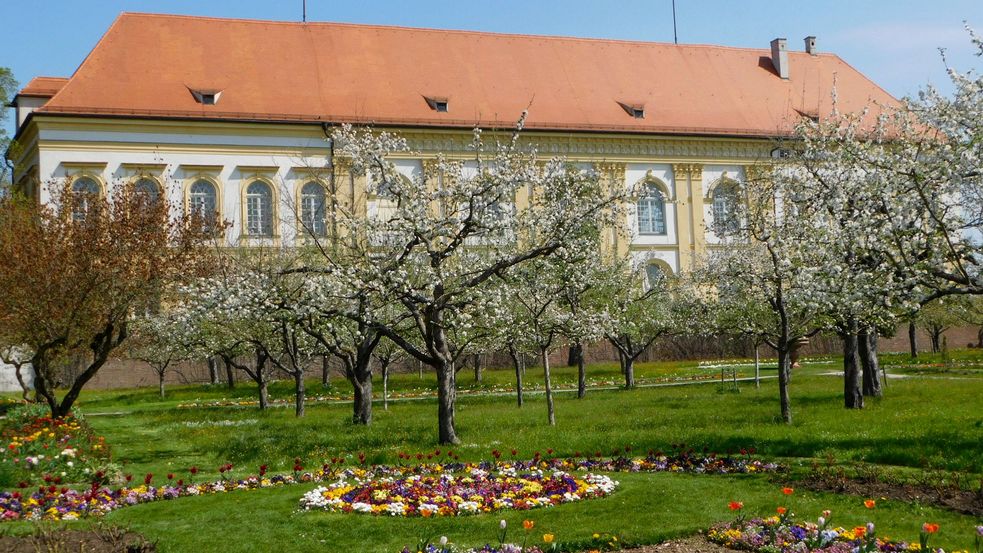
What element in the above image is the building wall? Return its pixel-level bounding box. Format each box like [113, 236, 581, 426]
[14, 116, 776, 270]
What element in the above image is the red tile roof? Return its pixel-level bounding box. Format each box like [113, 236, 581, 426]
[35, 13, 899, 137]
[18, 77, 69, 98]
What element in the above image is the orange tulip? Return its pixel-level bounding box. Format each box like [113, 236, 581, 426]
[729, 501, 744, 511]
[776, 507, 787, 515]
[864, 499, 876, 509]
[922, 523, 939, 534]
[523, 520, 535, 530]
[781, 487, 794, 495]
[854, 526, 867, 538]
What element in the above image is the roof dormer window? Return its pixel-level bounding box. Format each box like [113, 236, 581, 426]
[190, 88, 222, 105]
[618, 102, 645, 119]
[425, 96, 449, 112]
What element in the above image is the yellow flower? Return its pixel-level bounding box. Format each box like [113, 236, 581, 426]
[543, 534, 554, 543]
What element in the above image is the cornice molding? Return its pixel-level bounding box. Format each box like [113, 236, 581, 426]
[401, 131, 773, 162]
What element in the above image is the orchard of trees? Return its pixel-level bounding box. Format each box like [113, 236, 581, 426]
[1, 33, 981, 443]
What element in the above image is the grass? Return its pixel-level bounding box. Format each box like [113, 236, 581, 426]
[2, 355, 982, 552]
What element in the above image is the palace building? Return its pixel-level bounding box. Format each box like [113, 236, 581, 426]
[7, 12, 898, 278]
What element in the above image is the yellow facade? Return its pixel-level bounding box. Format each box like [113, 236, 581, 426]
[12, 114, 776, 274]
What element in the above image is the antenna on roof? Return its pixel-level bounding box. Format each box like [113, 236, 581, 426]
[672, 0, 678, 44]
[302, 0, 307, 22]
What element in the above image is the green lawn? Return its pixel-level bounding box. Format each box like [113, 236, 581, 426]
[2, 356, 981, 552]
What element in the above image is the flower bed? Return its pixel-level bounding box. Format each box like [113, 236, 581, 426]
[1, 406, 111, 486]
[300, 468, 617, 517]
[707, 510, 965, 553]
[0, 449, 777, 522]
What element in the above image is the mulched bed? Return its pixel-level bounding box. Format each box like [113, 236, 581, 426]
[797, 475, 983, 517]
[0, 528, 156, 553]
[616, 535, 733, 553]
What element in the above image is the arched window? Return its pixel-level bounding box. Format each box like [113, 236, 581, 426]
[133, 177, 160, 203]
[645, 262, 666, 290]
[246, 180, 274, 237]
[637, 183, 667, 235]
[71, 177, 100, 222]
[189, 179, 218, 231]
[300, 181, 327, 236]
[712, 183, 740, 234]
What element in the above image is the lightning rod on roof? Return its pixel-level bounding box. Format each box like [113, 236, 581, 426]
[672, 0, 678, 44]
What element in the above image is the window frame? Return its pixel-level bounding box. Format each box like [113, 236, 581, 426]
[636, 181, 669, 236]
[242, 178, 277, 238]
[68, 174, 104, 222]
[185, 176, 222, 233]
[705, 176, 743, 237]
[298, 180, 329, 237]
[131, 175, 163, 204]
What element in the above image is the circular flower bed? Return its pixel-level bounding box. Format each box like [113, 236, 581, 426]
[299, 468, 618, 517]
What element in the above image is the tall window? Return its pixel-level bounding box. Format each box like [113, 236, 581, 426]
[300, 181, 327, 236]
[71, 177, 100, 222]
[712, 183, 740, 234]
[246, 181, 274, 237]
[189, 179, 218, 231]
[133, 177, 160, 203]
[637, 183, 667, 235]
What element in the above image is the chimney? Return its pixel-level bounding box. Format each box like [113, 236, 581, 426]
[770, 37, 789, 79]
[804, 36, 817, 55]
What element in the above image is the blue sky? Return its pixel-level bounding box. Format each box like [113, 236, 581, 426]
[3, 0, 981, 137]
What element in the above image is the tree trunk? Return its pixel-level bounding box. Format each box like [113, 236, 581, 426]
[13, 363, 32, 402]
[930, 331, 941, 354]
[471, 353, 481, 384]
[509, 346, 524, 407]
[908, 322, 918, 359]
[842, 331, 864, 409]
[224, 357, 235, 389]
[436, 360, 459, 444]
[257, 377, 269, 410]
[294, 371, 306, 418]
[382, 362, 389, 411]
[624, 356, 635, 389]
[567, 344, 583, 367]
[351, 373, 372, 424]
[207, 357, 219, 385]
[754, 345, 760, 389]
[541, 348, 555, 426]
[158, 371, 166, 399]
[777, 343, 792, 424]
[32, 358, 59, 417]
[977, 327, 983, 348]
[321, 355, 331, 387]
[40, 325, 121, 418]
[576, 342, 587, 399]
[859, 328, 882, 398]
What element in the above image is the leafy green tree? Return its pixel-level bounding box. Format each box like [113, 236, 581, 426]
[0, 67, 18, 187]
